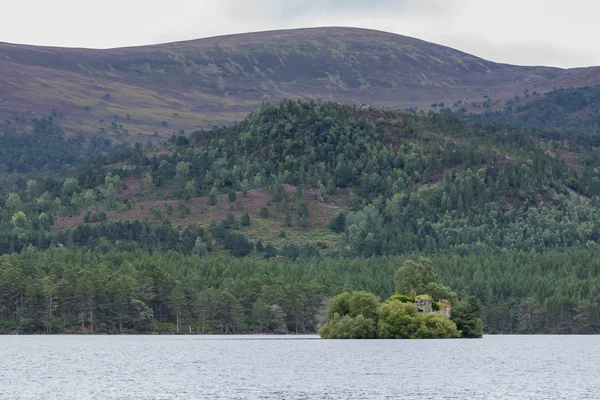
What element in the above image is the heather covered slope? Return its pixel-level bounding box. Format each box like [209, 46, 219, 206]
[4, 99, 600, 257]
[2, 27, 600, 138]
[3, 100, 600, 334]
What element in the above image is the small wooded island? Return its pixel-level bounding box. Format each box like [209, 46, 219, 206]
[318, 258, 483, 339]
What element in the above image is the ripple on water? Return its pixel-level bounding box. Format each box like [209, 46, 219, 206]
[1, 335, 600, 399]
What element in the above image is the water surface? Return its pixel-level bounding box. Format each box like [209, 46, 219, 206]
[0, 335, 598, 399]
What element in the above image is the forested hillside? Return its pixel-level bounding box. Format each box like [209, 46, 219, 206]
[0, 117, 116, 174]
[2, 99, 600, 334]
[469, 85, 600, 145]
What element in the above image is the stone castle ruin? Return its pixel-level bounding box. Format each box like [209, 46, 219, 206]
[415, 297, 452, 318]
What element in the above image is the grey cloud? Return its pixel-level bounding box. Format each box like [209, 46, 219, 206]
[439, 34, 600, 68]
[273, 0, 422, 17]
[224, 0, 454, 21]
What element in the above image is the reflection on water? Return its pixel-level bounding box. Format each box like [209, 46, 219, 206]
[1, 335, 599, 399]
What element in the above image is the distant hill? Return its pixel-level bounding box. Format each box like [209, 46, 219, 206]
[467, 85, 600, 145]
[2, 27, 600, 139]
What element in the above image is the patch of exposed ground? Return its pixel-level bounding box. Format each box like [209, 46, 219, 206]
[54, 185, 348, 248]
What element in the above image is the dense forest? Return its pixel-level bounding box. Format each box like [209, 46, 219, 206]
[0, 117, 116, 174]
[468, 85, 600, 146]
[2, 99, 600, 334]
[1, 248, 599, 335]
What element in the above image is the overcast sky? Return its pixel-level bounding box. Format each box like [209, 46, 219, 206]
[1, 0, 596, 68]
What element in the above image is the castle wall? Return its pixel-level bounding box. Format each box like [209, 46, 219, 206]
[438, 301, 452, 318]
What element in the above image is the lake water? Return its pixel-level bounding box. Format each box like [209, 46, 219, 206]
[0, 335, 598, 399]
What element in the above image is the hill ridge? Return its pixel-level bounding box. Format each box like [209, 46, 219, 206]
[1, 27, 599, 139]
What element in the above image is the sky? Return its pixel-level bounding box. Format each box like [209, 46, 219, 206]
[1, 0, 597, 68]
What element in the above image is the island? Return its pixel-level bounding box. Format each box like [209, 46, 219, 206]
[318, 258, 483, 339]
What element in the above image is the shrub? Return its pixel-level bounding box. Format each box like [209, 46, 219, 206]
[241, 212, 250, 226]
[259, 207, 270, 218]
[388, 294, 411, 303]
[222, 231, 254, 257]
[228, 191, 237, 202]
[318, 314, 377, 339]
[328, 212, 346, 233]
[415, 313, 459, 339]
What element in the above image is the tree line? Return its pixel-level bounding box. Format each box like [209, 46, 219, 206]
[2, 247, 600, 334]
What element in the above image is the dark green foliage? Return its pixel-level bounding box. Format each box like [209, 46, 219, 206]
[208, 193, 217, 206]
[395, 258, 437, 295]
[222, 231, 254, 257]
[263, 244, 277, 259]
[228, 191, 237, 202]
[222, 212, 237, 229]
[3, 246, 600, 334]
[328, 212, 346, 233]
[83, 211, 107, 223]
[451, 297, 483, 338]
[348, 291, 380, 320]
[175, 135, 188, 146]
[0, 249, 399, 334]
[467, 85, 600, 146]
[325, 292, 352, 320]
[241, 212, 250, 227]
[0, 117, 116, 173]
[282, 243, 300, 260]
[270, 183, 286, 203]
[284, 211, 293, 227]
[320, 292, 379, 339]
[178, 203, 190, 218]
[259, 207, 270, 218]
[395, 258, 456, 302]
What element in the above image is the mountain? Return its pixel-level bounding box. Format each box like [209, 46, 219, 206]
[2, 27, 600, 138]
